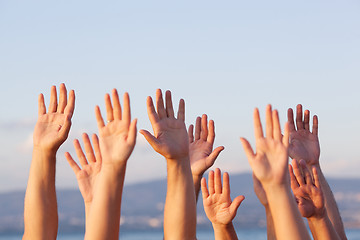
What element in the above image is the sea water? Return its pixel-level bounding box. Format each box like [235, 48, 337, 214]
[2, 229, 360, 239]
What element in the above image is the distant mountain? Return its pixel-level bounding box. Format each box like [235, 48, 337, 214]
[0, 173, 359, 234]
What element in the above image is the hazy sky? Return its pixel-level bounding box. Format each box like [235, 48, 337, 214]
[0, 1, 359, 192]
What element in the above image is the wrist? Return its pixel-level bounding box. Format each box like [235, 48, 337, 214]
[33, 146, 57, 158]
[101, 162, 127, 176]
[212, 222, 234, 231]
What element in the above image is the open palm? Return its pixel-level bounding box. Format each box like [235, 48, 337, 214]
[288, 105, 320, 166]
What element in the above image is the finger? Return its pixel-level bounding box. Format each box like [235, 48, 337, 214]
[188, 124, 194, 143]
[146, 96, 160, 125]
[57, 83, 67, 113]
[59, 114, 72, 141]
[223, 172, 230, 197]
[292, 159, 305, 186]
[73, 139, 88, 167]
[105, 93, 114, 122]
[64, 89, 75, 118]
[48, 85, 58, 113]
[127, 118, 138, 146]
[272, 109, 282, 141]
[312, 115, 319, 136]
[165, 90, 175, 118]
[139, 129, 160, 151]
[177, 99, 185, 121]
[240, 138, 255, 161]
[95, 106, 105, 128]
[265, 105, 273, 138]
[82, 133, 96, 163]
[194, 116, 201, 140]
[208, 170, 215, 195]
[300, 159, 313, 185]
[289, 164, 300, 189]
[65, 152, 81, 173]
[312, 166, 321, 189]
[253, 108, 264, 139]
[230, 195, 245, 215]
[214, 168, 222, 194]
[122, 92, 131, 125]
[91, 134, 102, 163]
[287, 108, 296, 132]
[282, 122, 290, 147]
[304, 110, 310, 131]
[296, 104, 304, 130]
[201, 177, 209, 199]
[156, 89, 167, 119]
[112, 89, 122, 120]
[200, 114, 208, 141]
[207, 146, 224, 166]
[207, 119, 215, 144]
[38, 94, 46, 116]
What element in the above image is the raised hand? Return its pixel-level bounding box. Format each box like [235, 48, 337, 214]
[202, 168, 245, 226]
[95, 89, 137, 165]
[33, 83, 75, 152]
[189, 114, 224, 176]
[23, 84, 75, 240]
[289, 159, 325, 218]
[240, 105, 310, 240]
[140, 89, 189, 161]
[240, 105, 290, 187]
[140, 89, 196, 240]
[287, 104, 320, 166]
[65, 133, 102, 204]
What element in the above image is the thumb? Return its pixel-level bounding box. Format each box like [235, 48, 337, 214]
[139, 129, 160, 150]
[230, 195, 245, 215]
[207, 146, 225, 164]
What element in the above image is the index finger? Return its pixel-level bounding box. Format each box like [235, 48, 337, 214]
[253, 108, 264, 139]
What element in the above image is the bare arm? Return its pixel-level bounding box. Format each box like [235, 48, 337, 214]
[288, 105, 347, 240]
[23, 84, 75, 240]
[84, 90, 137, 240]
[188, 115, 224, 202]
[140, 89, 196, 240]
[252, 174, 276, 240]
[201, 168, 244, 240]
[241, 105, 310, 240]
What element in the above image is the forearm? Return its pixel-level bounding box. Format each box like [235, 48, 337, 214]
[192, 174, 202, 203]
[85, 164, 126, 240]
[264, 206, 276, 240]
[23, 149, 58, 240]
[308, 212, 341, 240]
[265, 185, 310, 240]
[213, 223, 238, 240]
[314, 165, 347, 240]
[164, 158, 197, 240]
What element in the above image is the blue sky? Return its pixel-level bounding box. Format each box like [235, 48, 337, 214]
[0, 0, 359, 192]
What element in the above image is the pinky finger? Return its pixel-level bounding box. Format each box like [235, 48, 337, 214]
[65, 152, 81, 173]
[201, 177, 209, 199]
[312, 115, 319, 136]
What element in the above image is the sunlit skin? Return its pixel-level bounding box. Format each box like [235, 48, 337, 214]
[287, 104, 347, 240]
[202, 168, 244, 240]
[140, 89, 197, 240]
[252, 174, 276, 240]
[189, 114, 224, 202]
[84, 89, 137, 240]
[290, 159, 341, 240]
[65, 133, 102, 222]
[23, 84, 75, 240]
[240, 105, 310, 240]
